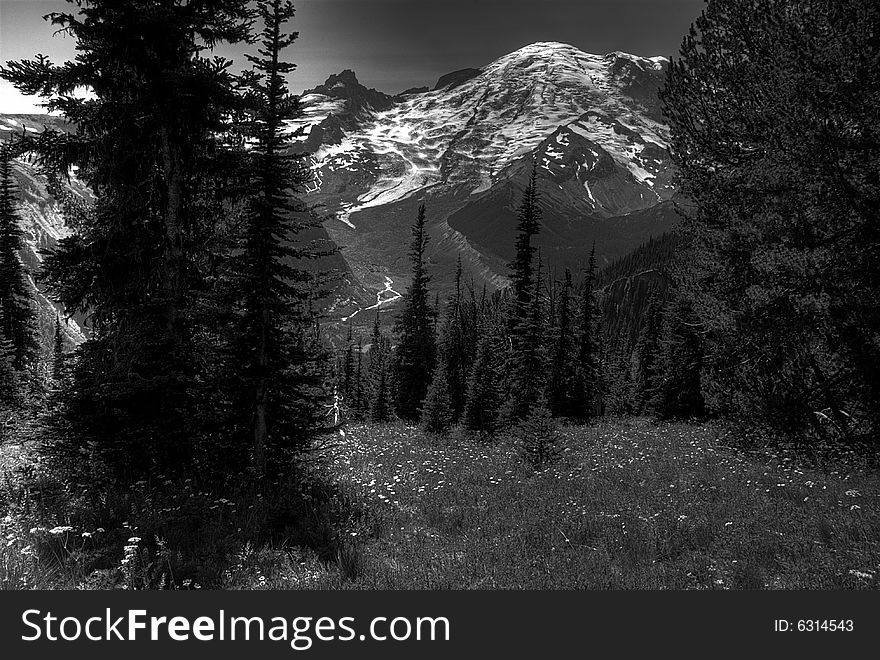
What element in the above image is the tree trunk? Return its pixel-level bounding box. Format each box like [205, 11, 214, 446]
[160, 126, 185, 341]
[253, 307, 269, 477]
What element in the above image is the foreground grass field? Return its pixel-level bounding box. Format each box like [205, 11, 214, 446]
[307, 420, 880, 589]
[2, 419, 879, 589]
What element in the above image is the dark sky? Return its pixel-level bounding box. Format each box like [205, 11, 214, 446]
[1, 0, 706, 112]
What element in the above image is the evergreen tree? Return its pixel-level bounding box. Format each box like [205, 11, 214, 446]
[393, 204, 436, 420]
[503, 253, 546, 424]
[0, 146, 39, 372]
[462, 316, 506, 434]
[661, 0, 880, 442]
[652, 296, 706, 420]
[576, 243, 599, 418]
[605, 347, 635, 417]
[507, 160, 542, 341]
[421, 347, 454, 434]
[368, 310, 391, 422]
[2, 0, 252, 479]
[232, 0, 334, 477]
[369, 351, 391, 424]
[369, 310, 382, 375]
[501, 160, 545, 424]
[517, 395, 562, 471]
[548, 268, 580, 418]
[342, 321, 355, 404]
[444, 254, 469, 418]
[354, 337, 365, 418]
[631, 296, 663, 413]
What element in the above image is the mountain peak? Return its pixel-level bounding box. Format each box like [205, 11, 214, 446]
[308, 69, 395, 116]
[511, 41, 583, 55]
[319, 69, 361, 89]
[500, 42, 667, 71]
[496, 41, 589, 66]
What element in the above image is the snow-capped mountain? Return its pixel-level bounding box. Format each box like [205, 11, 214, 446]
[295, 42, 679, 310]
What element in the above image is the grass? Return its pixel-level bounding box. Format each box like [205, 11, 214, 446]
[1, 418, 879, 589]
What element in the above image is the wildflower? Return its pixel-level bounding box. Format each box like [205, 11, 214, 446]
[849, 569, 874, 580]
[49, 526, 73, 535]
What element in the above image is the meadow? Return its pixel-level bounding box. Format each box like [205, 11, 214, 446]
[1, 419, 878, 589]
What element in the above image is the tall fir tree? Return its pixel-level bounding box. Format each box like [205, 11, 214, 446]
[2, 0, 252, 479]
[368, 310, 391, 422]
[517, 394, 562, 471]
[353, 337, 365, 418]
[444, 254, 469, 418]
[342, 320, 355, 405]
[548, 268, 581, 418]
[462, 315, 506, 434]
[421, 343, 454, 434]
[234, 0, 335, 477]
[605, 347, 635, 417]
[393, 204, 436, 420]
[631, 296, 663, 413]
[503, 252, 547, 424]
[369, 310, 383, 376]
[0, 146, 39, 372]
[503, 162, 544, 423]
[576, 242, 599, 418]
[507, 161, 542, 342]
[369, 342, 391, 424]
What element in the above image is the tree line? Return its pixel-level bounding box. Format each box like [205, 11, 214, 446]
[335, 169, 706, 452]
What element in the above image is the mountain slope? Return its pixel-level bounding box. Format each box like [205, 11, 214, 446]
[295, 42, 678, 312]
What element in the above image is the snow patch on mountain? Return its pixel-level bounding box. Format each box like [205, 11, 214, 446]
[283, 94, 347, 137]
